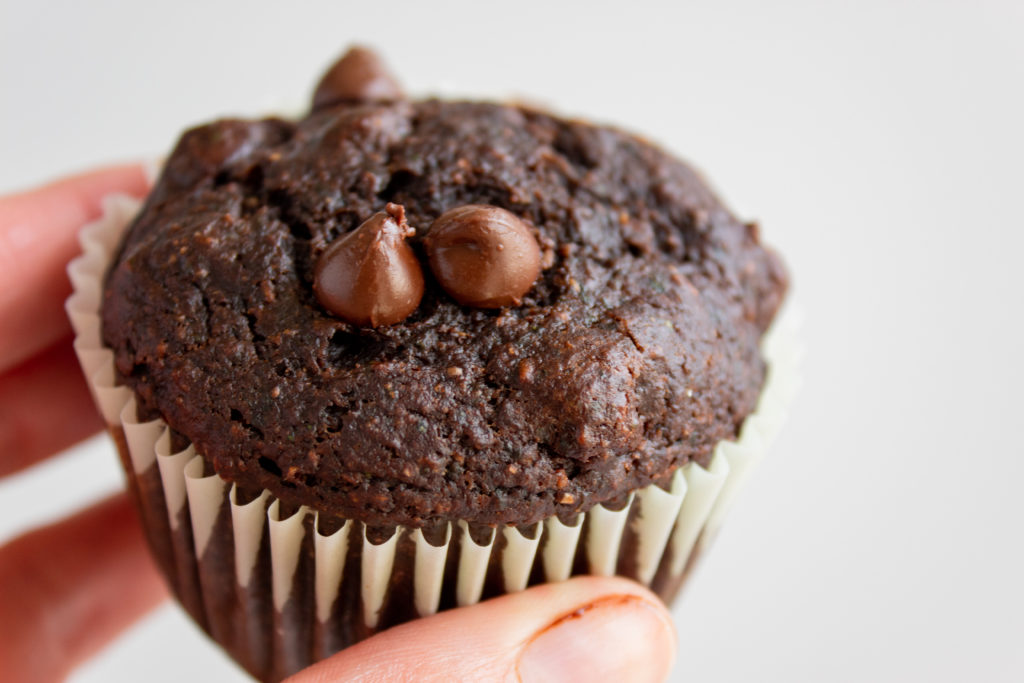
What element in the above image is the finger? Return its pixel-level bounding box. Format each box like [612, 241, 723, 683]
[289, 575, 677, 683]
[0, 164, 148, 374]
[0, 492, 167, 682]
[0, 337, 103, 478]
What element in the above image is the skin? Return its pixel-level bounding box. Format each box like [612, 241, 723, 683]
[0, 166, 677, 682]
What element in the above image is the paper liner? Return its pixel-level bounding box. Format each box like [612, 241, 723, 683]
[67, 195, 801, 682]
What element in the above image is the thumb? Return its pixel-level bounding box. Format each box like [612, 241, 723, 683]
[287, 575, 676, 683]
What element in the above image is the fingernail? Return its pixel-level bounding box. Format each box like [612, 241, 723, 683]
[517, 595, 676, 683]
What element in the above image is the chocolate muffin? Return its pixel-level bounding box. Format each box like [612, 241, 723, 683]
[72, 46, 791, 681]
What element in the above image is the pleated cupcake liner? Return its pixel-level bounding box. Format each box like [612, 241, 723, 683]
[67, 194, 801, 681]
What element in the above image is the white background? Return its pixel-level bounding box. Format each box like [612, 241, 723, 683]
[2, 1, 1022, 681]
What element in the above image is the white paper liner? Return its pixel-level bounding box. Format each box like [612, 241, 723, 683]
[184, 457, 226, 556]
[586, 492, 635, 576]
[542, 515, 584, 582]
[360, 527, 399, 627]
[411, 525, 450, 617]
[314, 519, 352, 622]
[502, 522, 541, 593]
[268, 501, 308, 613]
[67, 194, 800, 677]
[232, 486, 271, 588]
[455, 520, 495, 607]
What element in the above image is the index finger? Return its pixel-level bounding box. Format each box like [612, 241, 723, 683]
[0, 493, 167, 681]
[0, 164, 149, 374]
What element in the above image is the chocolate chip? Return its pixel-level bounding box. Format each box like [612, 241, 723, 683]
[313, 204, 424, 326]
[424, 205, 541, 308]
[311, 46, 404, 110]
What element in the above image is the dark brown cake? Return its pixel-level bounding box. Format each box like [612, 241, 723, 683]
[101, 55, 787, 530]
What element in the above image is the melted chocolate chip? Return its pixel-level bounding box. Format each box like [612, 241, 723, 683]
[313, 204, 424, 326]
[424, 205, 542, 308]
[311, 46, 404, 110]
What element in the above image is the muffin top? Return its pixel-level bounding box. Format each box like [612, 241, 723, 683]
[102, 48, 787, 527]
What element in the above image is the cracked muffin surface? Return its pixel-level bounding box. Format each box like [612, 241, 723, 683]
[101, 98, 787, 527]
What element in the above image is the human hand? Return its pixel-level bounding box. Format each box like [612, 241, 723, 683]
[0, 167, 677, 682]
